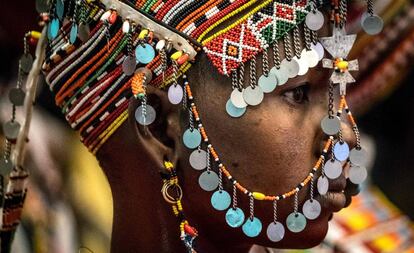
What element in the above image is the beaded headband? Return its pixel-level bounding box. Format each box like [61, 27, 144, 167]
[0, 0, 385, 251]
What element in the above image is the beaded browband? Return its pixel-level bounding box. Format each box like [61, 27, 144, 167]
[1, 0, 385, 251]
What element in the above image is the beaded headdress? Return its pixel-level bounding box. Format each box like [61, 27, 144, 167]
[1, 0, 385, 251]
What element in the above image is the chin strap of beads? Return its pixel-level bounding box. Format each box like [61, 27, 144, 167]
[161, 161, 198, 253]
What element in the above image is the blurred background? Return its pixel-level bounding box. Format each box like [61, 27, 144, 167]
[0, 0, 413, 252]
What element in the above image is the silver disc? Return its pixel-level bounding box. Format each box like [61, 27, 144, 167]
[306, 10, 325, 31]
[294, 56, 309, 76]
[361, 14, 384, 35]
[317, 175, 329, 195]
[36, 0, 49, 13]
[226, 99, 246, 118]
[311, 42, 325, 61]
[168, 85, 184, 105]
[286, 212, 307, 233]
[302, 199, 321, 220]
[349, 165, 367, 184]
[20, 54, 33, 74]
[198, 171, 219, 192]
[189, 149, 207, 171]
[321, 115, 341, 136]
[78, 24, 90, 42]
[349, 148, 367, 166]
[266, 222, 285, 242]
[3, 121, 21, 140]
[122, 56, 136, 76]
[281, 58, 300, 78]
[258, 73, 278, 93]
[270, 66, 288, 86]
[243, 86, 264, 106]
[230, 89, 248, 109]
[303, 48, 319, 68]
[324, 159, 342, 179]
[135, 104, 156, 126]
[0, 159, 13, 175]
[9, 88, 25, 106]
[334, 141, 350, 162]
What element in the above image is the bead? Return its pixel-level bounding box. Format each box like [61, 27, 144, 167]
[211, 190, 231, 211]
[138, 29, 149, 39]
[242, 217, 262, 237]
[122, 20, 130, 33]
[100, 10, 111, 21]
[336, 60, 349, 71]
[225, 207, 245, 228]
[171, 51, 183, 61]
[156, 40, 166, 51]
[177, 54, 189, 65]
[252, 192, 265, 201]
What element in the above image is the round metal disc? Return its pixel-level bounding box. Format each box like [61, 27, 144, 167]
[286, 212, 307, 233]
[49, 18, 60, 40]
[36, 0, 49, 13]
[243, 86, 264, 106]
[168, 85, 183, 105]
[281, 58, 300, 78]
[211, 190, 231, 211]
[306, 10, 325, 31]
[78, 24, 90, 42]
[20, 54, 33, 74]
[311, 42, 325, 61]
[225, 207, 245, 228]
[69, 24, 78, 44]
[362, 14, 384, 35]
[9, 88, 25, 106]
[0, 159, 13, 175]
[266, 222, 285, 242]
[349, 165, 367, 184]
[302, 199, 321, 220]
[242, 217, 262, 238]
[321, 115, 341, 136]
[270, 66, 288, 86]
[189, 149, 207, 170]
[324, 159, 342, 179]
[258, 73, 278, 93]
[183, 128, 202, 149]
[349, 148, 367, 166]
[135, 104, 156, 126]
[226, 99, 246, 118]
[294, 56, 309, 76]
[56, 0, 64, 20]
[317, 175, 329, 195]
[230, 89, 248, 109]
[122, 55, 136, 76]
[303, 48, 319, 68]
[334, 141, 350, 162]
[135, 43, 155, 64]
[3, 121, 21, 140]
[199, 171, 219, 192]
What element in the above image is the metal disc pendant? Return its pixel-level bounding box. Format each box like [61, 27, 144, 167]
[168, 85, 183, 105]
[281, 58, 300, 78]
[49, 18, 60, 40]
[122, 55, 136, 76]
[225, 207, 245, 228]
[78, 24, 90, 42]
[20, 54, 33, 74]
[243, 86, 264, 106]
[270, 66, 288, 86]
[135, 104, 156, 126]
[242, 217, 262, 237]
[211, 190, 231, 211]
[266, 222, 285, 242]
[0, 159, 13, 175]
[189, 149, 207, 170]
[69, 24, 78, 44]
[317, 175, 329, 195]
[286, 212, 307, 233]
[294, 56, 309, 76]
[361, 14, 384, 35]
[198, 171, 219, 192]
[302, 199, 322, 220]
[334, 141, 350, 162]
[349, 165, 367, 184]
[349, 148, 367, 166]
[258, 73, 278, 93]
[3, 121, 21, 140]
[303, 48, 319, 68]
[56, 0, 64, 20]
[226, 99, 246, 118]
[135, 43, 155, 64]
[230, 89, 247, 109]
[321, 116, 341, 136]
[183, 129, 202, 149]
[311, 42, 324, 61]
[9, 88, 25, 106]
[306, 10, 324, 31]
[36, 0, 49, 13]
[324, 159, 342, 179]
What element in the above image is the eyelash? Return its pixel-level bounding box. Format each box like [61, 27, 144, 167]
[282, 84, 310, 105]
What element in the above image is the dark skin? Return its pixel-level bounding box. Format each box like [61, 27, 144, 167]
[96, 49, 357, 252]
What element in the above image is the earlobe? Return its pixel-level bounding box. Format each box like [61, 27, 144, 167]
[128, 85, 182, 170]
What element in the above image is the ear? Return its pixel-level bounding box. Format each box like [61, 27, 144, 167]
[128, 85, 182, 171]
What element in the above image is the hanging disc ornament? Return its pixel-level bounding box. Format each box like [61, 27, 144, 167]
[78, 24, 90, 42]
[9, 88, 25, 106]
[311, 42, 325, 61]
[36, 0, 49, 13]
[69, 24, 78, 44]
[317, 175, 329, 195]
[20, 54, 33, 74]
[226, 99, 246, 118]
[294, 56, 309, 76]
[243, 86, 264, 106]
[0, 159, 13, 175]
[258, 73, 278, 93]
[49, 18, 60, 40]
[333, 141, 350, 162]
[189, 149, 207, 170]
[286, 212, 307, 233]
[3, 121, 21, 140]
[266, 222, 285, 242]
[122, 55, 137, 76]
[168, 85, 184, 105]
[135, 43, 155, 64]
[349, 148, 367, 166]
[306, 10, 325, 31]
[361, 13, 384, 35]
[349, 165, 367, 184]
[242, 217, 262, 237]
[303, 48, 320, 68]
[183, 129, 202, 149]
[302, 199, 322, 220]
[270, 66, 288, 86]
[56, 0, 64, 20]
[211, 190, 231, 211]
[230, 89, 247, 109]
[321, 116, 341, 136]
[281, 58, 300, 78]
[324, 159, 342, 179]
[135, 104, 156, 126]
[226, 207, 245, 228]
[198, 171, 219, 192]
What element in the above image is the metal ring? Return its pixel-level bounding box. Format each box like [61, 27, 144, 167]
[161, 181, 183, 204]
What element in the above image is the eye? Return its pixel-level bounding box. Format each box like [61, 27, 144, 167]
[282, 84, 310, 104]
